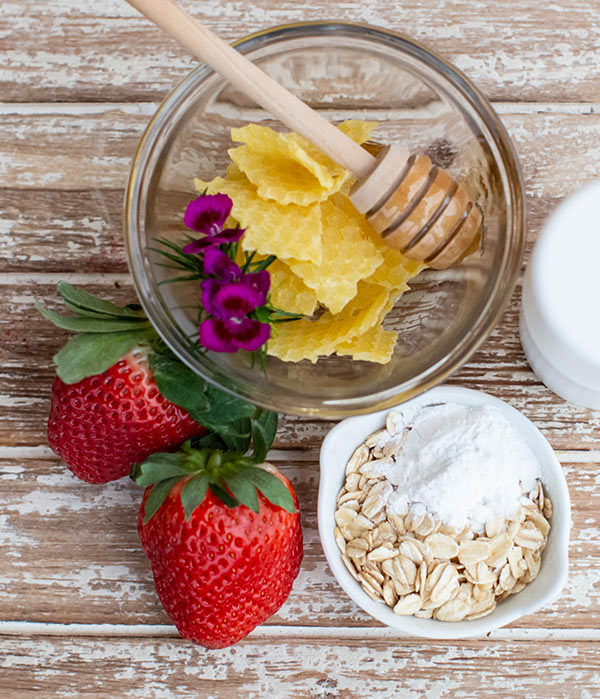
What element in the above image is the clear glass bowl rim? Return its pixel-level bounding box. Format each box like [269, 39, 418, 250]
[124, 20, 525, 418]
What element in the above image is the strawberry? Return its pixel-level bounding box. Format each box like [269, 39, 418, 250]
[132, 439, 302, 648]
[47, 346, 203, 483]
[38, 282, 268, 484]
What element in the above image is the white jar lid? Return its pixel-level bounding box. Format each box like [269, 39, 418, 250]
[520, 180, 600, 409]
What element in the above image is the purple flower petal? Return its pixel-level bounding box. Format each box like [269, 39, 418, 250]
[201, 278, 226, 317]
[211, 282, 266, 319]
[182, 238, 211, 255]
[203, 248, 241, 281]
[218, 227, 246, 243]
[224, 318, 271, 351]
[241, 269, 271, 297]
[182, 231, 244, 255]
[198, 318, 239, 353]
[184, 194, 233, 235]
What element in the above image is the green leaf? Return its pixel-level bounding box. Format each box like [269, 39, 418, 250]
[249, 409, 278, 464]
[181, 474, 210, 520]
[36, 302, 151, 333]
[131, 452, 190, 487]
[54, 328, 157, 384]
[209, 483, 239, 509]
[215, 417, 251, 453]
[143, 476, 181, 523]
[245, 467, 296, 513]
[157, 274, 205, 285]
[268, 309, 303, 321]
[149, 349, 256, 450]
[223, 471, 259, 513]
[62, 301, 121, 319]
[190, 432, 229, 451]
[253, 306, 272, 323]
[252, 254, 276, 272]
[56, 282, 145, 319]
[204, 384, 256, 425]
[148, 351, 210, 418]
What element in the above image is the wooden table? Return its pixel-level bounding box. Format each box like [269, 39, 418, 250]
[2, 1, 600, 695]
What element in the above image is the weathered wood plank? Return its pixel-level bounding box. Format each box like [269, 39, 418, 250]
[0, 453, 597, 629]
[0, 190, 127, 273]
[2, 108, 600, 279]
[0, 106, 150, 191]
[0, 633, 599, 697]
[2, 106, 600, 195]
[0, 184, 552, 274]
[2, 280, 599, 450]
[2, 0, 600, 103]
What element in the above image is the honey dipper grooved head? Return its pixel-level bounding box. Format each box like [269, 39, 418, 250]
[349, 144, 483, 269]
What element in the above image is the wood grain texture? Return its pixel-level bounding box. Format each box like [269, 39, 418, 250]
[2, 107, 600, 270]
[0, 634, 599, 698]
[3, 0, 600, 694]
[3, 105, 600, 194]
[2, 0, 600, 103]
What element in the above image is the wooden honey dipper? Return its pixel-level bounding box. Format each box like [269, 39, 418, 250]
[126, 0, 483, 269]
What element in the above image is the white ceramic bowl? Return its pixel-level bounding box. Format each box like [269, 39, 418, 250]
[318, 386, 570, 639]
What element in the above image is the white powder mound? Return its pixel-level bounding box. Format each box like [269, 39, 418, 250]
[375, 402, 542, 534]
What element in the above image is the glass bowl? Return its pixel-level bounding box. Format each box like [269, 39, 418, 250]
[125, 21, 524, 418]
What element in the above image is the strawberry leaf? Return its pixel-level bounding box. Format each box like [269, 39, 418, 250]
[131, 452, 191, 486]
[217, 417, 251, 454]
[149, 350, 255, 450]
[181, 474, 210, 520]
[36, 302, 151, 333]
[223, 472, 259, 513]
[143, 476, 181, 523]
[249, 409, 278, 464]
[56, 282, 146, 319]
[244, 467, 296, 513]
[148, 352, 211, 416]
[209, 483, 239, 509]
[190, 432, 229, 451]
[203, 383, 257, 426]
[54, 328, 157, 384]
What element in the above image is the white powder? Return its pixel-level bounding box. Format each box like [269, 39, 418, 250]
[373, 402, 542, 534]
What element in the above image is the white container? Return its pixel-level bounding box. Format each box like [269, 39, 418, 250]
[520, 180, 600, 410]
[318, 386, 570, 639]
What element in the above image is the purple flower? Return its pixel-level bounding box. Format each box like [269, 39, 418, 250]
[182, 194, 245, 254]
[201, 279, 266, 319]
[198, 268, 272, 353]
[201, 249, 271, 321]
[244, 269, 270, 297]
[199, 317, 271, 353]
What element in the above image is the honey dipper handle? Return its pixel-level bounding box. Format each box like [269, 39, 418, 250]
[125, 0, 377, 180]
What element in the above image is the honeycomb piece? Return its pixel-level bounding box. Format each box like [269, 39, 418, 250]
[268, 259, 319, 316]
[336, 325, 398, 364]
[337, 119, 379, 145]
[267, 282, 388, 363]
[332, 193, 426, 288]
[287, 200, 383, 314]
[194, 176, 322, 264]
[229, 146, 335, 205]
[228, 121, 378, 206]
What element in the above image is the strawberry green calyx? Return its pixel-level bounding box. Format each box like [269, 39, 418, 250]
[132, 439, 295, 524]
